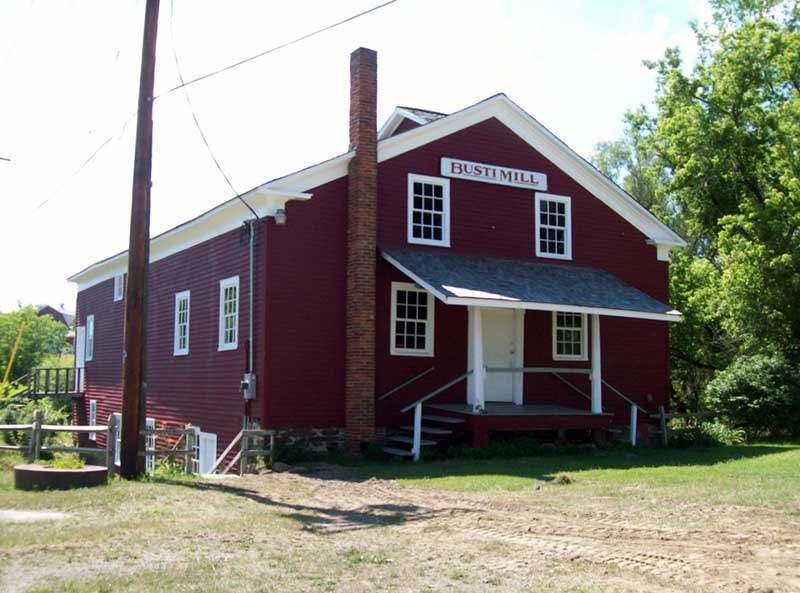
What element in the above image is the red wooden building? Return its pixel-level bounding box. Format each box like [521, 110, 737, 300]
[68, 48, 684, 468]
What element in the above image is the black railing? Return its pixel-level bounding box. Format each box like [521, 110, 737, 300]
[28, 367, 84, 397]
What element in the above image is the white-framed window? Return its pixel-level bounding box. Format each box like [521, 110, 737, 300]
[85, 314, 95, 361]
[535, 193, 572, 260]
[191, 428, 201, 475]
[113, 274, 124, 301]
[552, 311, 587, 361]
[218, 276, 239, 351]
[113, 412, 122, 466]
[390, 282, 434, 357]
[145, 418, 156, 475]
[173, 290, 190, 356]
[407, 174, 450, 247]
[88, 400, 97, 441]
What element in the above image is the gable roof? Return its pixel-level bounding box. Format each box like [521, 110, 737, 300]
[70, 93, 685, 290]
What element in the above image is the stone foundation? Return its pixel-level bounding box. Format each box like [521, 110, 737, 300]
[273, 427, 346, 452]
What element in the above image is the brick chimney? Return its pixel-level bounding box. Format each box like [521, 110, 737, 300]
[345, 47, 378, 451]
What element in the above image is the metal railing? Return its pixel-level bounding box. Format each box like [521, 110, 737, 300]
[377, 366, 435, 401]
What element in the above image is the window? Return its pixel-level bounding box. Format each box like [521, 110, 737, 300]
[390, 282, 434, 356]
[113, 274, 124, 301]
[535, 193, 571, 259]
[218, 276, 239, 351]
[88, 400, 97, 441]
[113, 413, 122, 466]
[85, 314, 95, 361]
[407, 174, 450, 247]
[552, 311, 587, 361]
[145, 418, 156, 475]
[191, 428, 201, 475]
[173, 290, 190, 356]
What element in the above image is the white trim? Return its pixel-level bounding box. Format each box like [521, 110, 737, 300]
[88, 400, 97, 441]
[390, 282, 435, 357]
[218, 276, 239, 351]
[85, 314, 95, 361]
[68, 190, 312, 291]
[113, 274, 124, 301]
[173, 290, 190, 356]
[407, 174, 450, 248]
[591, 315, 602, 413]
[552, 311, 588, 361]
[512, 309, 524, 404]
[381, 252, 681, 322]
[535, 193, 572, 260]
[378, 107, 429, 139]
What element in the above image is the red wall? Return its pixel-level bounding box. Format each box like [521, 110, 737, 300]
[77, 225, 263, 452]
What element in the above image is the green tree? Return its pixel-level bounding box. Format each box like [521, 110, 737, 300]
[0, 307, 68, 386]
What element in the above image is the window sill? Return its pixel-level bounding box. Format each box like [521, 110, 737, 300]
[536, 251, 572, 261]
[217, 344, 238, 352]
[552, 356, 588, 362]
[408, 238, 450, 248]
[391, 349, 434, 358]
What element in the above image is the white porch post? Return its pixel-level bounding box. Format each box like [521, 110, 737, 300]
[591, 314, 602, 414]
[470, 306, 485, 412]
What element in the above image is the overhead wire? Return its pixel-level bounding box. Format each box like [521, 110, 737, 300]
[29, 0, 399, 214]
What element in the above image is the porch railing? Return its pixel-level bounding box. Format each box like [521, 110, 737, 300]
[399, 370, 474, 461]
[25, 367, 84, 398]
[377, 366, 435, 401]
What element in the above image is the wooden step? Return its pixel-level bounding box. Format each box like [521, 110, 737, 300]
[399, 425, 453, 435]
[422, 414, 465, 424]
[386, 435, 436, 446]
[383, 446, 414, 457]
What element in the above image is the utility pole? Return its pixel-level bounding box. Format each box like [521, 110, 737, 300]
[120, 0, 160, 480]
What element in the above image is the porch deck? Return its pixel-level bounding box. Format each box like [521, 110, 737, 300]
[429, 402, 608, 417]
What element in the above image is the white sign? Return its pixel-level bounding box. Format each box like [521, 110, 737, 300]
[441, 158, 547, 191]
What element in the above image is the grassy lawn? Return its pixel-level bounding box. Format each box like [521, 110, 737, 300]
[361, 443, 800, 509]
[1, 444, 799, 593]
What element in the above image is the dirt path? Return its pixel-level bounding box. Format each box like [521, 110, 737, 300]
[242, 467, 800, 593]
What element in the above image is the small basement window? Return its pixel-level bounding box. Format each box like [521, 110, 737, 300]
[552, 311, 587, 361]
[113, 274, 124, 301]
[174, 290, 190, 356]
[391, 282, 434, 357]
[218, 276, 239, 351]
[535, 193, 571, 259]
[407, 174, 450, 247]
[88, 400, 97, 441]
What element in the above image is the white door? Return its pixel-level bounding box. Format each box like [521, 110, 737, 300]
[75, 326, 86, 391]
[483, 309, 515, 402]
[197, 432, 217, 476]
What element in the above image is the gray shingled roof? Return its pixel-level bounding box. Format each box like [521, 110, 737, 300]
[382, 249, 680, 321]
[398, 107, 447, 123]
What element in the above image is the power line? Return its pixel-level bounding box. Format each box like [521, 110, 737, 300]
[169, 0, 258, 219]
[156, 0, 398, 100]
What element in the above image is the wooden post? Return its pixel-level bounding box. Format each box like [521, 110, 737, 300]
[106, 415, 117, 478]
[629, 403, 638, 447]
[268, 433, 275, 468]
[658, 405, 668, 447]
[590, 315, 603, 414]
[32, 410, 43, 462]
[470, 306, 485, 412]
[184, 425, 194, 474]
[120, 0, 160, 480]
[412, 403, 422, 462]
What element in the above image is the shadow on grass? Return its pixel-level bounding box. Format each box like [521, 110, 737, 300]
[157, 475, 477, 534]
[356, 443, 800, 484]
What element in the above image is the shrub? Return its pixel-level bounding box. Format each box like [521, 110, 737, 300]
[0, 397, 70, 447]
[705, 353, 800, 437]
[669, 421, 745, 447]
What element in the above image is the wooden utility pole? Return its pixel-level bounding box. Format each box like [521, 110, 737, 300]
[120, 0, 160, 480]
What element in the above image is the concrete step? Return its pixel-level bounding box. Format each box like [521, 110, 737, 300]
[422, 414, 465, 424]
[383, 446, 414, 457]
[399, 425, 453, 435]
[386, 434, 436, 446]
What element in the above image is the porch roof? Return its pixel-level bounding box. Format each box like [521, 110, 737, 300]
[381, 249, 681, 322]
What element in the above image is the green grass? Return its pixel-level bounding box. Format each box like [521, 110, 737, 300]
[359, 443, 800, 509]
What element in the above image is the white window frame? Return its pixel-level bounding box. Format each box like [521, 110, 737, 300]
[407, 173, 451, 248]
[88, 400, 97, 441]
[218, 276, 239, 351]
[552, 311, 588, 361]
[390, 282, 435, 357]
[113, 274, 124, 302]
[535, 193, 572, 260]
[85, 314, 95, 361]
[113, 412, 122, 466]
[173, 290, 191, 356]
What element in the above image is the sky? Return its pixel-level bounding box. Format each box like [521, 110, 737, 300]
[0, 0, 712, 313]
